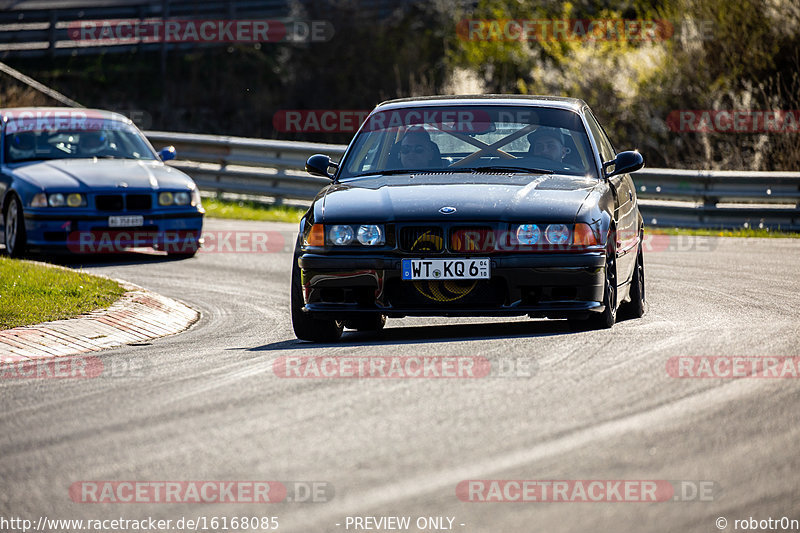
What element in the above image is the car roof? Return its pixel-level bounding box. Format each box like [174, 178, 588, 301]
[0, 107, 131, 124]
[376, 94, 587, 112]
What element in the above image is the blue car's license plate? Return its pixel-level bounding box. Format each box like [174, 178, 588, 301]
[402, 258, 490, 280]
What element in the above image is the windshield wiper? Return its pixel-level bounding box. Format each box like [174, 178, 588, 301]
[350, 168, 462, 178]
[467, 166, 554, 174]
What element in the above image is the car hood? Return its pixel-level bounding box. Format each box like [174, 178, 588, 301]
[321, 172, 599, 223]
[8, 159, 194, 190]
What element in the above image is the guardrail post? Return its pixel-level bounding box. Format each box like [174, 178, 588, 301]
[48, 11, 57, 58]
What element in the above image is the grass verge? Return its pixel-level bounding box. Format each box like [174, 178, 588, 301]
[646, 226, 800, 238]
[201, 197, 800, 238]
[0, 257, 126, 330]
[203, 198, 306, 223]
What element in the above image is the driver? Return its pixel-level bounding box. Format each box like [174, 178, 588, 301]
[7, 132, 36, 161]
[399, 126, 441, 168]
[528, 127, 570, 163]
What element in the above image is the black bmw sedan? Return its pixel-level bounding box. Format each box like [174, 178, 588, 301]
[292, 95, 645, 341]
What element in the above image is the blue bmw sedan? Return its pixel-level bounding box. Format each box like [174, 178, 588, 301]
[1, 107, 203, 257]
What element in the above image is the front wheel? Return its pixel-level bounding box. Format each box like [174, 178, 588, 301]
[569, 244, 617, 330]
[290, 262, 343, 342]
[619, 242, 645, 320]
[4, 195, 27, 258]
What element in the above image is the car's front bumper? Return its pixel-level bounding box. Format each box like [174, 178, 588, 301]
[298, 252, 607, 319]
[22, 209, 204, 253]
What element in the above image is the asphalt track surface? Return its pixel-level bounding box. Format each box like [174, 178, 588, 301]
[1, 217, 799, 532]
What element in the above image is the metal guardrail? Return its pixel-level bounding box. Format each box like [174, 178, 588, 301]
[145, 130, 800, 230]
[145, 130, 344, 201]
[0, 0, 293, 57]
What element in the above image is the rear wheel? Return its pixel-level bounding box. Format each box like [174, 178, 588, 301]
[4, 195, 27, 258]
[290, 261, 343, 342]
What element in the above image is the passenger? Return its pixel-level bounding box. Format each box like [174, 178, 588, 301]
[528, 127, 570, 163]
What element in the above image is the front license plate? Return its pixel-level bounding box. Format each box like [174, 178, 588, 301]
[402, 258, 490, 280]
[108, 215, 144, 228]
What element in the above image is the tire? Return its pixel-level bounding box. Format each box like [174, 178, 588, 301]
[4, 195, 27, 258]
[345, 314, 386, 332]
[619, 242, 645, 320]
[569, 240, 617, 330]
[166, 237, 200, 258]
[167, 249, 198, 259]
[290, 261, 343, 342]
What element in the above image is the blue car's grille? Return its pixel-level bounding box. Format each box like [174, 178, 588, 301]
[94, 194, 152, 211]
[126, 194, 152, 210]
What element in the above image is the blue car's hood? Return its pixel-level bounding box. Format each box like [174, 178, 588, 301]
[321, 173, 599, 223]
[8, 159, 194, 190]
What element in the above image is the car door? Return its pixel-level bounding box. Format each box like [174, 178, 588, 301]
[584, 109, 638, 286]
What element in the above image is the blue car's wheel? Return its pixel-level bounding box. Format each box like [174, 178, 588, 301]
[4, 195, 27, 258]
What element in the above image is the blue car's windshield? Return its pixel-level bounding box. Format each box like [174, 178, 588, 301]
[339, 105, 597, 179]
[3, 114, 157, 164]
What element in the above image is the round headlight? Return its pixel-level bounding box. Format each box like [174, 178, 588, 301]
[174, 192, 190, 206]
[66, 193, 83, 207]
[328, 225, 355, 245]
[515, 224, 540, 245]
[48, 193, 65, 207]
[158, 192, 174, 206]
[357, 225, 383, 246]
[545, 224, 571, 245]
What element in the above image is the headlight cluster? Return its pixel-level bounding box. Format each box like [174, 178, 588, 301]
[31, 193, 86, 208]
[512, 223, 599, 247]
[304, 224, 385, 247]
[158, 191, 192, 206]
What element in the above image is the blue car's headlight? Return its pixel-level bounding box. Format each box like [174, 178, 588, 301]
[159, 190, 197, 206]
[48, 193, 65, 207]
[33, 192, 86, 208]
[158, 192, 174, 206]
[174, 192, 191, 206]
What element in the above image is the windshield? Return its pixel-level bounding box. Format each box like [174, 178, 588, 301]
[3, 117, 157, 164]
[339, 105, 597, 179]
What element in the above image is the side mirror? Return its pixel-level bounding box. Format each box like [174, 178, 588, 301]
[305, 154, 339, 180]
[159, 146, 176, 162]
[603, 150, 644, 178]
